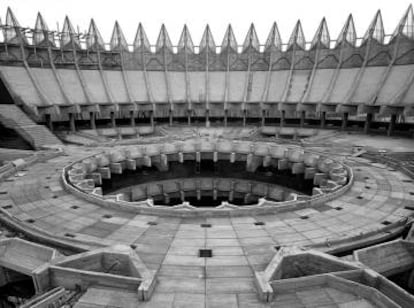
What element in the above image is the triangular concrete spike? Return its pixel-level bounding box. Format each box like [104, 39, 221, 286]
[6, 7, 21, 27]
[178, 24, 194, 53]
[87, 19, 105, 50]
[62, 16, 76, 35]
[61, 15, 80, 49]
[221, 24, 238, 51]
[336, 14, 356, 47]
[363, 10, 385, 43]
[5, 7, 27, 44]
[287, 20, 306, 49]
[110, 21, 129, 51]
[156, 24, 173, 52]
[392, 4, 414, 40]
[311, 17, 330, 49]
[265, 22, 282, 50]
[133, 23, 151, 52]
[33, 12, 55, 46]
[242, 23, 260, 52]
[200, 24, 216, 52]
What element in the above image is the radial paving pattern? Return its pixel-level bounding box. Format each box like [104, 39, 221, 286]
[0, 132, 414, 307]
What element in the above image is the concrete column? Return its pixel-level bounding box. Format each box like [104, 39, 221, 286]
[0, 266, 7, 287]
[408, 269, 414, 289]
[224, 110, 228, 127]
[387, 114, 397, 136]
[261, 110, 265, 127]
[110, 112, 116, 128]
[300, 110, 305, 128]
[364, 113, 373, 134]
[320, 111, 326, 128]
[150, 111, 154, 128]
[206, 110, 210, 128]
[243, 110, 246, 127]
[46, 114, 54, 131]
[341, 112, 348, 131]
[280, 110, 285, 128]
[169, 110, 173, 126]
[90, 112, 96, 130]
[130, 111, 135, 127]
[188, 111, 191, 126]
[69, 113, 76, 132]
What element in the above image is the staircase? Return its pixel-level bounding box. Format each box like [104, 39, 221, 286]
[0, 105, 62, 149]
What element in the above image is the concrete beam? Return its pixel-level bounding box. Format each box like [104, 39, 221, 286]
[97, 167, 111, 179]
[278, 159, 289, 170]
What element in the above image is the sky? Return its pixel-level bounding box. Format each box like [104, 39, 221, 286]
[1, 0, 413, 47]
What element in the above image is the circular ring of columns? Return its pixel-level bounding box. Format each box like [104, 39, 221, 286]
[62, 139, 353, 217]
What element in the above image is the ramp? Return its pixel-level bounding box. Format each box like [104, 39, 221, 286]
[0, 105, 62, 149]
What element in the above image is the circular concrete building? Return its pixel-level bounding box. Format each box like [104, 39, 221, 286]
[0, 5, 414, 307]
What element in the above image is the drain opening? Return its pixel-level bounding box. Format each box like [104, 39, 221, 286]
[147, 221, 158, 226]
[200, 223, 212, 228]
[254, 222, 265, 226]
[199, 249, 212, 258]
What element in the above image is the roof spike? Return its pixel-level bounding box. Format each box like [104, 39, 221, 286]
[86, 19, 105, 51]
[178, 24, 194, 53]
[5, 7, 28, 44]
[287, 20, 306, 50]
[199, 24, 216, 52]
[311, 17, 330, 49]
[34, 12, 55, 46]
[242, 23, 260, 52]
[265, 22, 282, 51]
[156, 24, 173, 52]
[336, 14, 357, 47]
[61, 15, 80, 49]
[392, 4, 414, 40]
[221, 24, 238, 52]
[110, 21, 129, 51]
[133, 23, 151, 52]
[363, 10, 385, 44]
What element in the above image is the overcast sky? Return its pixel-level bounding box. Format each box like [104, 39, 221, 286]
[1, 0, 413, 46]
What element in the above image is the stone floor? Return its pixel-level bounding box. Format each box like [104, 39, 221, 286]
[0, 131, 414, 307]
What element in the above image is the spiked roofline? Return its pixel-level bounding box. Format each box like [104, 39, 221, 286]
[2, 5, 414, 52]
